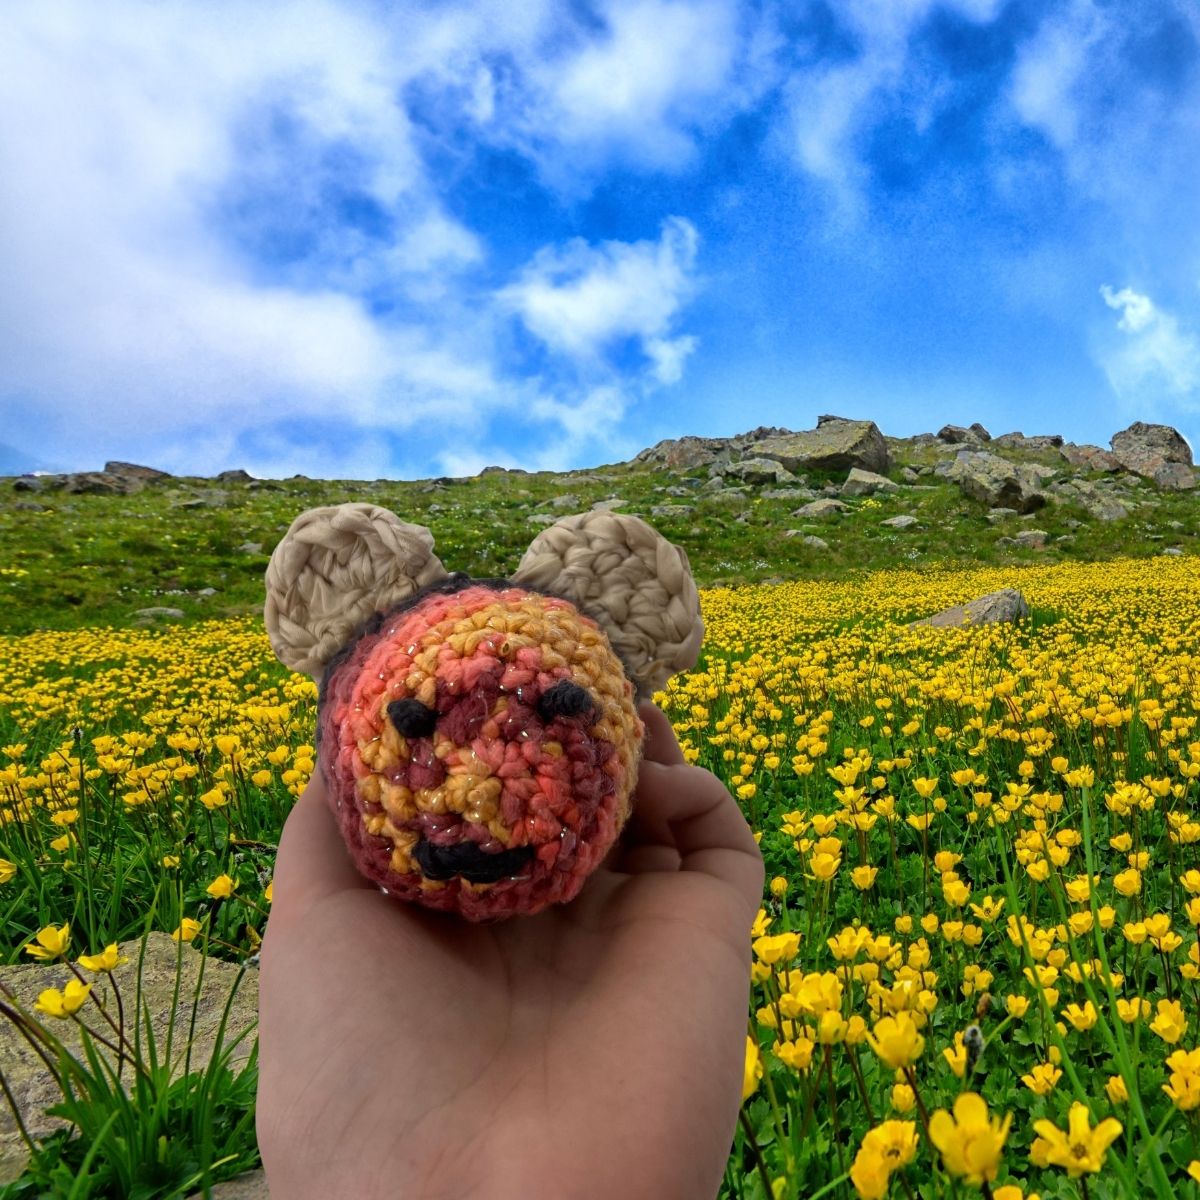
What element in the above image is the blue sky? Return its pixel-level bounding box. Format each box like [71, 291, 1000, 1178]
[1, 0, 1198, 479]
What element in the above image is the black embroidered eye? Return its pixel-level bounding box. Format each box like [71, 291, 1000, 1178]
[387, 698, 437, 738]
[537, 680, 594, 722]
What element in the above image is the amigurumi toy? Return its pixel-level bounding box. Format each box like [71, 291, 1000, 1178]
[264, 504, 702, 920]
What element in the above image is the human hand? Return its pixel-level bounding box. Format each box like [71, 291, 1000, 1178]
[256, 703, 764, 1200]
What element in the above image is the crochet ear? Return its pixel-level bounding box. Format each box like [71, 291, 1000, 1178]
[264, 503, 449, 678]
[513, 511, 702, 696]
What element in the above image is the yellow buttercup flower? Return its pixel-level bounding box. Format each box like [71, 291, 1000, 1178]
[77, 943, 128, 972]
[172, 918, 202, 943]
[929, 1092, 1011, 1184]
[34, 979, 92, 1018]
[206, 874, 236, 899]
[0, 858, 16, 885]
[24, 923, 70, 960]
[1030, 1102, 1122, 1177]
[742, 1036, 762, 1101]
[867, 1013, 924, 1070]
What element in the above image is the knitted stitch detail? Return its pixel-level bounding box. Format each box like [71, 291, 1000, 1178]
[319, 584, 642, 920]
[514, 511, 703, 695]
[265, 504, 447, 677]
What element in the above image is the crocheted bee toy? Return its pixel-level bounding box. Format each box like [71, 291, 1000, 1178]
[264, 504, 702, 920]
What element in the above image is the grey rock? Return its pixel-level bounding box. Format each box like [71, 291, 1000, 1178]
[215, 468, 254, 483]
[104, 461, 170, 483]
[801, 535, 829, 549]
[1163, 547, 1184, 556]
[937, 423, 990, 444]
[1014, 529, 1049, 549]
[901, 467, 920, 483]
[985, 508, 1018, 524]
[910, 433, 938, 446]
[1153, 462, 1197, 491]
[527, 513, 558, 525]
[700, 476, 727, 493]
[590, 498, 627, 512]
[549, 493, 581, 509]
[1060, 443, 1120, 472]
[12, 477, 41, 492]
[992, 432, 1064, 450]
[1051, 479, 1129, 522]
[821, 483, 841, 496]
[173, 491, 229, 509]
[760, 488, 815, 501]
[718, 457, 796, 486]
[133, 606, 185, 619]
[634, 435, 725, 470]
[1111, 421, 1192, 477]
[938, 451, 1048, 513]
[650, 504, 693, 519]
[188, 1169, 269, 1200]
[914, 587, 1030, 629]
[881, 515, 919, 529]
[236, 542, 263, 555]
[706, 489, 750, 504]
[196, 587, 217, 597]
[751, 419, 890, 475]
[841, 468, 898, 497]
[0, 934, 257, 1186]
[792, 499, 848, 518]
[64, 471, 140, 495]
[13, 501, 46, 512]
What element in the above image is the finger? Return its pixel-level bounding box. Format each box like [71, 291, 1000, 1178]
[271, 766, 375, 918]
[638, 702, 687, 766]
[630, 760, 764, 912]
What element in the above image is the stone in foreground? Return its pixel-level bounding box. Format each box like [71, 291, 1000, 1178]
[841, 468, 898, 497]
[913, 587, 1030, 629]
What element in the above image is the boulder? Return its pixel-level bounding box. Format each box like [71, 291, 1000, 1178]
[1153, 462, 1196, 491]
[751, 419, 889, 475]
[1013, 529, 1048, 549]
[634, 435, 727, 470]
[841, 468, 898, 497]
[791, 499, 848, 518]
[215, 468, 255, 483]
[12, 477, 42, 492]
[1059, 443, 1120, 472]
[718, 457, 796, 486]
[105, 461, 170, 483]
[881, 515, 918, 529]
[64, 471, 141, 495]
[936, 423, 990, 444]
[936, 451, 1048, 513]
[133, 607, 185, 620]
[1111, 422, 1192, 478]
[914, 588, 1030, 629]
[782, 532, 829, 549]
[650, 504, 693, 519]
[0, 934, 257, 1186]
[901, 467, 920, 483]
[992, 433, 1064, 451]
[1049, 480, 1129, 522]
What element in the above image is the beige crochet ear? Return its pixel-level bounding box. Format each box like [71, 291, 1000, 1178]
[264, 503, 449, 678]
[513, 511, 702, 696]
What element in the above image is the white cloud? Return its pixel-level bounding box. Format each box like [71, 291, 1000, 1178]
[498, 217, 699, 365]
[1098, 285, 1200, 402]
[0, 1, 714, 477]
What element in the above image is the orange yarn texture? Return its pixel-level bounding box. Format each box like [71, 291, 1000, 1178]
[319, 583, 643, 919]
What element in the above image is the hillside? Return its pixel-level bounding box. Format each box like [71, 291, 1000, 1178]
[0, 417, 1195, 635]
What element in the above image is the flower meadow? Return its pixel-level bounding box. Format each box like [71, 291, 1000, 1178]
[4, 555, 1200, 1196]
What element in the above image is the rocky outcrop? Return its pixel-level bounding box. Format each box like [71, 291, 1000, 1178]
[914, 588, 1030, 629]
[1111, 422, 1193, 478]
[104, 461, 170, 483]
[935, 451, 1050, 513]
[992, 433, 1064, 451]
[635, 426, 794, 471]
[716, 457, 798, 486]
[1050, 479, 1129, 522]
[1060, 443, 1120, 472]
[1153, 462, 1197, 491]
[751, 419, 890, 475]
[937, 423, 991, 444]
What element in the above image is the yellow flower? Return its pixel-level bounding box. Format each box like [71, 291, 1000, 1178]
[1005, 994, 1030, 1018]
[1030, 1102, 1122, 1177]
[742, 1036, 763, 1101]
[24, 923, 70, 960]
[1189, 1161, 1200, 1184]
[890, 1083, 915, 1113]
[1113, 868, 1142, 897]
[34, 979, 92, 1018]
[769, 876, 789, 898]
[161, 855, 181, 869]
[1021, 1062, 1062, 1096]
[172, 918, 202, 943]
[928, 1092, 1011, 1185]
[753, 933, 801, 965]
[0, 858, 16, 885]
[1062, 1001, 1098, 1032]
[809, 851, 841, 882]
[206, 874, 236, 899]
[851, 865, 878, 890]
[77, 943, 128, 972]
[1150, 998, 1188, 1044]
[1105, 1075, 1129, 1105]
[850, 1121, 918, 1200]
[264, 879, 273, 903]
[199, 786, 229, 811]
[867, 1013, 925, 1070]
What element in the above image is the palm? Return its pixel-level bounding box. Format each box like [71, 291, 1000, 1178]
[258, 707, 763, 1199]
